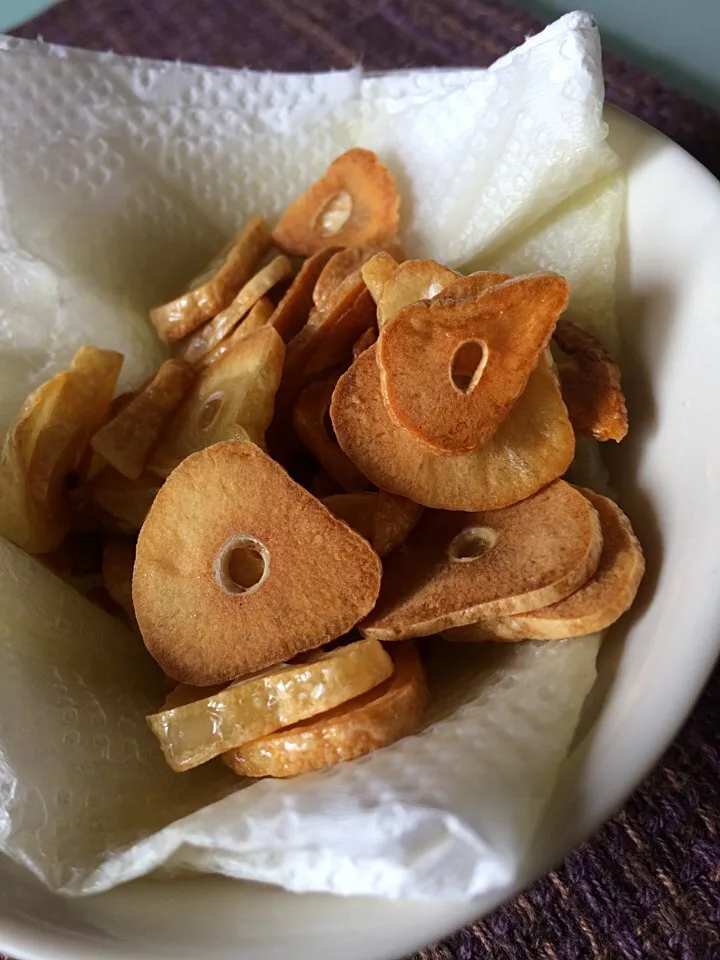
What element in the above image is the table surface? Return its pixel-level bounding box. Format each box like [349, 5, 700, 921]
[4, 2, 720, 959]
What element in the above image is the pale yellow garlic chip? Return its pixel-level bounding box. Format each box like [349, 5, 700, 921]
[360, 251, 399, 306]
[148, 326, 284, 479]
[0, 346, 123, 553]
[376, 258, 459, 327]
[147, 638, 394, 771]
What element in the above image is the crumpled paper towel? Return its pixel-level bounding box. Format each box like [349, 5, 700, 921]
[0, 12, 618, 899]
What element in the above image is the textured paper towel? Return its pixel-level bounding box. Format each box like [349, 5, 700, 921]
[0, 12, 618, 899]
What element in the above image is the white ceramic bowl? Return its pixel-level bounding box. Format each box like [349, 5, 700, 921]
[1, 105, 719, 960]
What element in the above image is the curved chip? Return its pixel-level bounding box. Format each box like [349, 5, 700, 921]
[179, 255, 292, 365]
[433, 270, 511, 301]
[361, 251, 400, 308]
[322, 491, 423, 558]
[361, 480, 602, 642]
[377, 274, 570, 454]
[375, 258, 460, 328]
[0, 346, 123, 553]
[352, 327, 377, 360]
[148, 637, 393, 772]
[273, 148, 400, 256]
[330, 345, 575, 511]
[150, 215, 272, 342]
[553, 319, 628, 442]
[91, 469, 161, 534]
[196, 296, 275, 370]
[447, 488, 644, 641]
[268, 246, 342, 343]
[313, 240, 405, 313]
[224, 643, 428, 778]
[91, 359, 195, 479]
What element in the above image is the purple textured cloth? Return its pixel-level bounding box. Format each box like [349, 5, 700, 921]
[7, 2, 720, 958]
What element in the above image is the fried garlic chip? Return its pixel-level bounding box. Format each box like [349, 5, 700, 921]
[377, 274, 570, 454]
[91, 469, 161, 535]
[352, 327, 377, 361]
[180, 254, 292, 365]
[361, 481, 602, 642]
[150, 215, 273, 343]
[197, 296, 275, 371]
[553, 319, 629, 442]
[377, 258, 459, 327]
[361, 251, 400, 308]
[323, 491, 423, 557]
[268, 246, 342, 343]
[313, 240, 405, 312]
[293, 375, 371, 492]
[136, 442, 382, 685]
[0, 346, 123, 553]
[330, 346, 575, 511]
[91, 359, 195, 479]
[224, 643, 428, 778]
[147, 637, 393, 772]
[149, 327, 284, 479]
[448, 489, 644, 641]
[274, 149, 400, 256]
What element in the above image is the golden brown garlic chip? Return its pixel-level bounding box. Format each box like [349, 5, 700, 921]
[361, 480, 602, 642]
[322, 491, 423, 557]
[447, 488, 644, 641]
[268, 246, 342, 343]
[150, 215, 272, 342]
[361, 250, 400, 309]
[91, 469, 161, 535]
[352, 327, 377, 360]
[302, 289, 377, 378]
[374, 258, 459, 328]
[330, 346, 574, 511]
[224, 643, 428, 778]
[313, 240, 405, 313]
[293, 374, 371, 492]
[91, 359, 195, 479]
[273, 148, 400, 256]
[377, 274, 570, 454]
[134, 441, 383, 685]
[553, 320, 629, 442]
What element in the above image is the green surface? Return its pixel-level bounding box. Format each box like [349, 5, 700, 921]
[1, 0, 719, 109]
[517, 1, 720, 108]
[0, 0, 61, 31]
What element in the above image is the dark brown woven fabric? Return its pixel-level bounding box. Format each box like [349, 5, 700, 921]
[7, 2, 720, 958]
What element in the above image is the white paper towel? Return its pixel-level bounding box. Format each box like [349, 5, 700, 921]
[0, 12, 618, 899]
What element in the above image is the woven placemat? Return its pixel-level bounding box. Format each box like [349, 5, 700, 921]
[8, 2, 720, 958]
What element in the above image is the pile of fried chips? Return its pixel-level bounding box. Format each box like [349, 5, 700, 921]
[0, 147, 643, 779]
